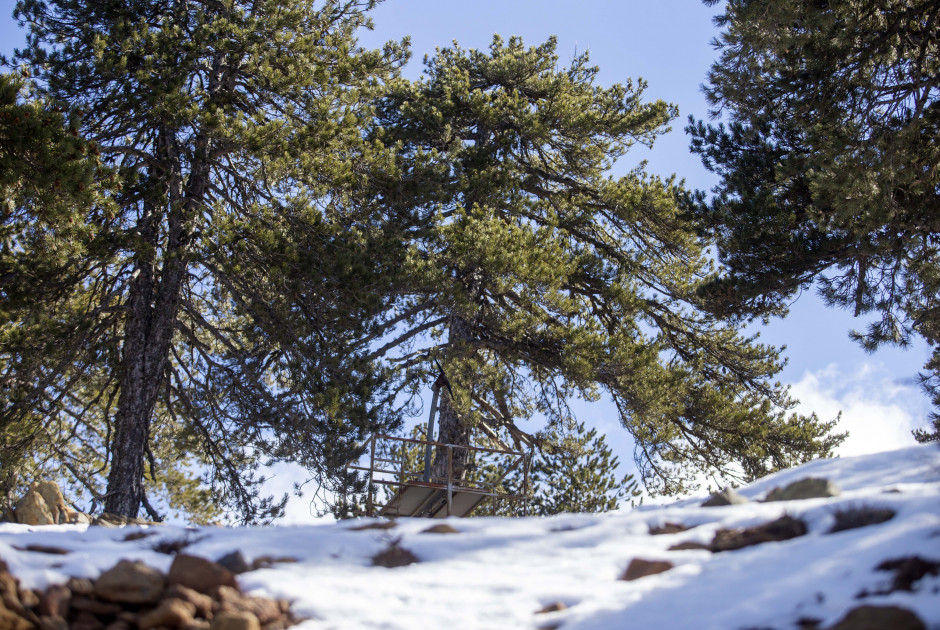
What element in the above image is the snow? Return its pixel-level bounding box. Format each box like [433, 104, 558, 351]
[2, 444, 939, 629]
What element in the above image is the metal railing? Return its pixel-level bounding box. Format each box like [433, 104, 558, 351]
[347, 433, 531, 518]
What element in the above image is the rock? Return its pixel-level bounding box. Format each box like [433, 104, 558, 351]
[71, 512, 93, 526]
[0, 608, 34, 630]
[16, 544, 69, 555]
[371, 543, 419, 568]
[35, 481, 69, 524]
[421, 524, 460, 534]
[14, 486, 55, 526]
[765, 477, 841, 502]
[701, 487, 748, 507]
[17, 589, 38, 609]
[65, 578, 95, 597]
[214, 588, 281, 625]
[620, 558, 674, 581]
[875, 556, 940, 592]
[1, 507, 16, 524]
[168, 555, 238, 595]
[210, 611, 260, 630]
[667, 541, 712, 552]
[182, 621, 212, 630]
[827, 605, 925, 630]
[649, 522, 689, 535]
[71, 611, 105, 630]
[249, 556, 297, 571]
[710, 515, 808, 552]
[216, 551, 251, 575]
[94, 560, 166, 604]
[829, 506, 895, 534]
[348, 520, 398, 531]
[536, 602, 567, 614]
[103, 621, 131, 630]
[38, 585, 71, 618]
[138, 598, 197, 630]
[70, 596, 123, 617]
[165, 585, 214, 618]
[38, 616, 69, 630]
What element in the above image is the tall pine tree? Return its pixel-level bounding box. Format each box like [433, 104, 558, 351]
[361, 37, 843, 497]
[10, 0, 408, 521]
[688, 0, 940, 436]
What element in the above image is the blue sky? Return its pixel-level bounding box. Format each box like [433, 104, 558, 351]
[2, 0, 933, 516]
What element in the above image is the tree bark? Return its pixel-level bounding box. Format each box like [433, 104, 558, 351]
[430, 314, 474, 483]
[104, 128, 208, 517]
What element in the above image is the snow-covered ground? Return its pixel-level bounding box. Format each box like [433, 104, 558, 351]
[2, 444, 939, 629]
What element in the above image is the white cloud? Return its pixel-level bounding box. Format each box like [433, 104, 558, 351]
[789, 362, 929, 457]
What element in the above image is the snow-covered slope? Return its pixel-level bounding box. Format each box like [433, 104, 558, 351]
[2, 444, 939, 629]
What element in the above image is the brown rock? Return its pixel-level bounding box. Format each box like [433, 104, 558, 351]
[765, 477, 840, 502]
[371, 543, 418, 568]
[15, 545, 69, 556]
[138, 598, 197, 630]
[215, 590, 280, 626]
[71, 611, 106, 630]
[667, 541, 712, 552]
[1, 507, 16, 524]
[182, 621, 212, 630]
[65, 579, 95, 597]
[620, 558, 674, 581]
[165, 585, 214, 618]
[710, 515, 808, 552]
[94, 560, 166, 604]
[70, 596, 123, 616]
[421, 524, 460, 534]
[210, 611, 260, 630]
[827, 605, 925, 630]
[0, 608, 34, 630]
[38, 585, 71, 619]
[35, 482, 69, 524]
[103, 621, 131, 630]
[248, 557, 297, 571]
[649, 522, 689, 535]
[168, 555, 237, 595]
[536, 601, 567, 614]
[348, 520, 398, 531]
[14, 487, 54, 526]
[17, 589, 38, 609]
[216, 552, 251, 575]
[38, 616, 69, 630]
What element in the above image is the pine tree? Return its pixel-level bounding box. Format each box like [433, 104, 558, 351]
[688, 0, 940, 433]
[361, 36, 844, 497]
[10, 0, 408, 522]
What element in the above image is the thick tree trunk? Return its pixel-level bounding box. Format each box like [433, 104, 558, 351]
[104, 129, 209, 517]
[430, 314, 474, 483]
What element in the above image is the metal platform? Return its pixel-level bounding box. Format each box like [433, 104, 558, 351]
[347, 434, 531, 518]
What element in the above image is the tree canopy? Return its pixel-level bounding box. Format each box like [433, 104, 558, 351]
[362, 36, 842, 496]
[6, 0, 408, 522]
[689, 0, 940, 434]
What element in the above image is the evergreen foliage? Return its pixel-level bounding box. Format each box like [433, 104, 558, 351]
[363, 36, 844, 497]
[689, 0, 940, 433]
[8, 0, 408, 522]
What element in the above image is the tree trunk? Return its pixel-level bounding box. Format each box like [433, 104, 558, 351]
[430, 314, 474, 483]
[104, 129, 208, 517]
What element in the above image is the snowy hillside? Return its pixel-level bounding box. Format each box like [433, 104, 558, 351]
[1, 444, 939, 629]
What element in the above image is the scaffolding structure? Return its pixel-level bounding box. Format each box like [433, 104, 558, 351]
[347, 433, 531, 518]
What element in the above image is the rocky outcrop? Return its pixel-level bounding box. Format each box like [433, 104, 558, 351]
[827, 605, 925, 630]
[1, 481, 162, 527]
[764, 477, 841, 502]
[0, 554, 298, 630]
[620, 558, 674, 581]
[701, 487, 748, 507]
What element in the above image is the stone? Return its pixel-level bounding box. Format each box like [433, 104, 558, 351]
[215, 588, 281, 625]
[0, 608, 34, 630]
[104, 622, 131, 630]
[875, 556, 940, 592]
[70, 596, 123, 616]
[168, 555, 237, 595]
[827, 605, 925, 630]
[182, 621, 212, 630]
[70, 611, 105, 630]
[649, 522, 689, 535]
[94, 559, 166, 604]
[710, 515, 808, 552]
[765, 477, 841, 502]
[14, 487, 55, 526]
[620, 558, 674, 581]
[138, 598, 197, 630]
[210, 611, 260, 630]
[16, 544, 69, 555]
[249, 556, 297, 571]
[35, 482, 69, 524]
[38, 616, 69, 630]
[216, 551, 251, 575]
[38, 585, 70, 618]
[667, 541, 712, 552]
[829, 506, 895, 534]
[371, 543, 419, 568]
[164, 584, 214, 618]
[65, 578, 95, 597]
[348, 520, 397, 531]
[71, 512, 93, 526]
[701, 487, 748, 507]
[535, 602, 567, 614]
[1, 508, 16, 524]
[421, 524, 460, 534]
